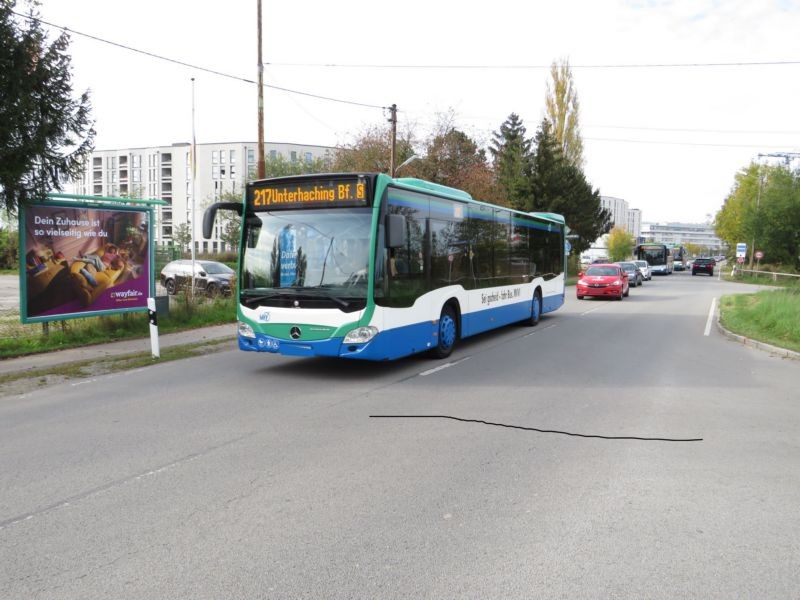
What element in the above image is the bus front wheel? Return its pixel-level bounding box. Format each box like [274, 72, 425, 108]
[433, 305, 457, 359]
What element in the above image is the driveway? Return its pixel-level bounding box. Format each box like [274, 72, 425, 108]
[0, 274, 19, 312]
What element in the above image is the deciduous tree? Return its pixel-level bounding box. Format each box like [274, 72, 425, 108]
[544, 58, 584, 168]
[608, 226, 635, 261]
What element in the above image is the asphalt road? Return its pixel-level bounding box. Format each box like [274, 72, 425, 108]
[1, 272, 798, 599]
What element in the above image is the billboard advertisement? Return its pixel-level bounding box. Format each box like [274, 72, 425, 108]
[21, 202, 153, 323]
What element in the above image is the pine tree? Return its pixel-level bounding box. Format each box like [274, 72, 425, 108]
[0, 0, 95, 214]
[528, 121, 610, 255]
[489, 113, 532, 210]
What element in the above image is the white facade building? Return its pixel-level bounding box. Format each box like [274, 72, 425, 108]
[583, 196, 642, 261]
[641, 222, 726, 253]
[69, 141, 335, 253]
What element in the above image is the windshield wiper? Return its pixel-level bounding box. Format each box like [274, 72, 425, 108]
[241, 288, 351, 309]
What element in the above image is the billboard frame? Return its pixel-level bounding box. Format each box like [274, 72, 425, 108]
[19, 194, 166, 324]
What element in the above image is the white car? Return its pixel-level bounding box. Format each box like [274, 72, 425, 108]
[633, 260, 652, 281]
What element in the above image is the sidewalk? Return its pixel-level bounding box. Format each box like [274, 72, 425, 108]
[0, 323, 238, 377]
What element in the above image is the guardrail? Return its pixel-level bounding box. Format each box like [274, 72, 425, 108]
[732, 268, 800, 282]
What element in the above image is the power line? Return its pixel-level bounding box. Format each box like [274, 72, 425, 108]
[12, 10, 386, 110]
[266, 59, 800, 70]
[585, 124, 800, 136]
[584, 137, 800, 149]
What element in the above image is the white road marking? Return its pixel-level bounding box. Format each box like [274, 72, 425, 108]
[704, 297, 716, 336]
[419, 357, 471, 377]
[580, 306, 605, 316]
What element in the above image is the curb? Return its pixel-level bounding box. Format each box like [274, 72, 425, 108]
[715, 305, 800, 362]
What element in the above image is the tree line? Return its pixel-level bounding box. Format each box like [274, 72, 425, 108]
[715, 162, 800, 270]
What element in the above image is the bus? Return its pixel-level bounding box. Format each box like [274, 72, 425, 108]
[670, 244, 687, 271]
[635, 243, 674, 275]
[203, 173, 566, 361]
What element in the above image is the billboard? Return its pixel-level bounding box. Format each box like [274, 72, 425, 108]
[20, 201, 154, 323]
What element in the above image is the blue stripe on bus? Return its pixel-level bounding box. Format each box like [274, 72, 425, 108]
[238, 292, 564, 361]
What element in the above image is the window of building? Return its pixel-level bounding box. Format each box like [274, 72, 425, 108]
[290, 151, 297, 162]
[212, 166, 219, 179]
[162, 226, 172, 237]
[270, 150, 277, 160]
[230, 165, 236, 178]
[132, 155, 141, 168]
[220, 150, 226, 163]
[247, 148, 255, 163]
[230, 150, 235, 163]
[212, 150, 218, 164]
[161, 152, 172, 164]
[305, 152, 313, 162]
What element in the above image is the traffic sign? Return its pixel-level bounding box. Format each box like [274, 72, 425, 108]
[755, 251, 764, 260]
[736, 242, 747, 258]
[737, 257, 745, 263]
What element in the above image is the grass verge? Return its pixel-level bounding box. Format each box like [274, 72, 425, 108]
[0, 293, 236, 359]
[719, 288, 800, 354]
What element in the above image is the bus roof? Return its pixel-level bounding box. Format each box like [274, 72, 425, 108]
[394, 177, 473, 201]
[392, 176, 565, 226]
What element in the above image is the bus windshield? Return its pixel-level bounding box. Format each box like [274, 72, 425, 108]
[241, 208, 373, 303]
[638, 246, 667, 266]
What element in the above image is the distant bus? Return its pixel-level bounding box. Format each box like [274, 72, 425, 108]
[204, 173, 567, 361]
[670, 244, 687, 270]
[636, 243, 673, 275]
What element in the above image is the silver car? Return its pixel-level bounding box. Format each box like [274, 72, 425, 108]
[617, 261, 643, 287]
[633, 260, 651, 281]
[160, 259, 235, 296]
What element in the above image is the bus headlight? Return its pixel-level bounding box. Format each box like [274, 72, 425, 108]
[238, 321, 256, 338]
[343, 326, 378, 344]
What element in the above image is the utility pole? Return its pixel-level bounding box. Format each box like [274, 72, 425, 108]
[749, 164, 763, 269]
[388, 103, 397, 177]
[256, 0, 265, 179]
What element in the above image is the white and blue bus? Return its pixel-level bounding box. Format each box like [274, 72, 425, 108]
[204, 173, 566, 361]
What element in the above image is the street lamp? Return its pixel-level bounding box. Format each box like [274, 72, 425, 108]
[394, 154, 420, 176]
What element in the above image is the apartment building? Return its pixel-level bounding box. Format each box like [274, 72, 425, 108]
[69, 141, 335, 253]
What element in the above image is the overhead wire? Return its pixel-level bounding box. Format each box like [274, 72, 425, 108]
[11, 9, 386, 110]
[11, 9, 800, 149]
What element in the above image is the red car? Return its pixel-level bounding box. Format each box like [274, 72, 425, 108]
[576, 264, 630, 300]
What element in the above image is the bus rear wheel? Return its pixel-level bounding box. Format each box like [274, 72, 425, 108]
[432, 305, 457, 359]
[523, 290, 542, 326]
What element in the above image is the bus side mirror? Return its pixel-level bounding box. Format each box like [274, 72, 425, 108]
[203, 202, 243, 239]
[385, 214, 407, 248]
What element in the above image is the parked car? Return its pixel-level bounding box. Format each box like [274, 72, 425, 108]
[616, 261, 643, 287]
[691, 257, 715, 276]
[160, 259, 235, 295]
[633, 260, 651, 281]
[576, 264, 629, 300]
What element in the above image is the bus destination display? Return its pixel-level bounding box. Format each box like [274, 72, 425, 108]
[249, 178, 368, 210]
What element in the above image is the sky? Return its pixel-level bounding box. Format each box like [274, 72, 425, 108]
[28, 0, 800, 224]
